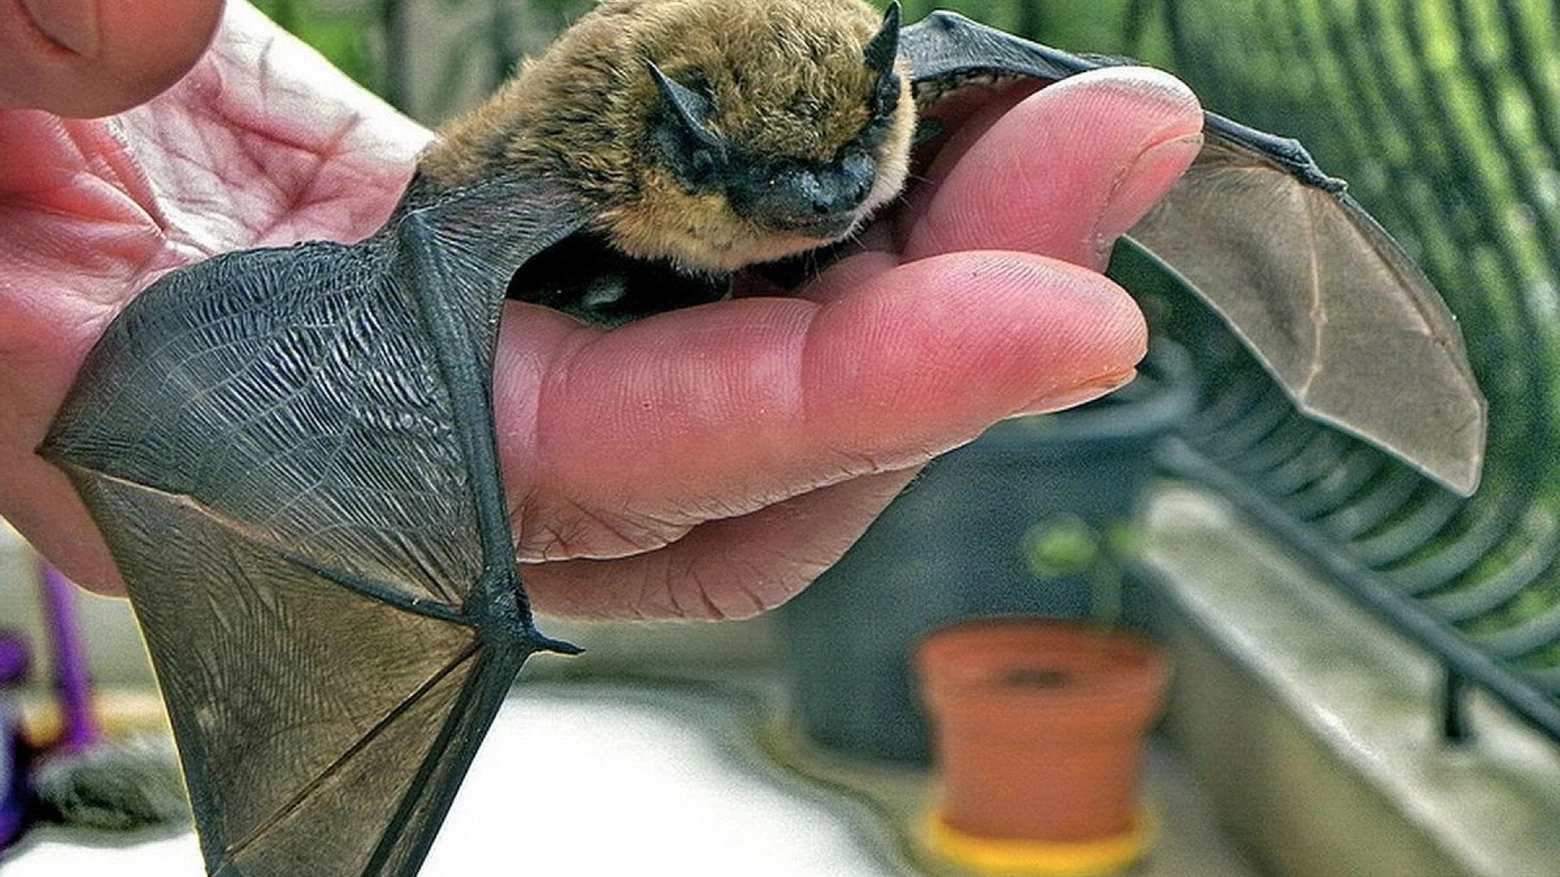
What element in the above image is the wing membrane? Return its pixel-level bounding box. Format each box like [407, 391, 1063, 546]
[40, 177, 591, 876]
[45, 241, 485, 605]
[1126, 140, 1485, 493]
[55, 469, 480, 874]
[900, 10, 1487, 495]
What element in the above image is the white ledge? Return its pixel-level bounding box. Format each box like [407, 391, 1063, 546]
[1143, 484, 1560, 877]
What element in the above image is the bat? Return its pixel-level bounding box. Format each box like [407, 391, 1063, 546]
[37, 0, 1486, 874]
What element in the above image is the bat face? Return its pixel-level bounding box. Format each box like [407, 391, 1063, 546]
[418, 0, 916, 276]
[618, 1, 914, 270]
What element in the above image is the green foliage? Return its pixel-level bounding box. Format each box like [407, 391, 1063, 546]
[251, 0, 384, 96]
[1021, 515, 1144, 628]
[250, 0, 591, 118]
[252, 0, 1144, 118]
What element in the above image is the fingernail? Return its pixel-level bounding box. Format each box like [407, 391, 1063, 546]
[1092, 133, 1203, 256]
[1016, 369, 1139, 417]
[21, 0, 102, 58]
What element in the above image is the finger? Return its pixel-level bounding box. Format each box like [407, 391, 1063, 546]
[902, 66, 1204, 270]
[494, 249, 1144, 560]
[0, 0, 224, 117]
[3, 469, 128, 595]
[891, 79, 1041, 233]
[523, 469, 918, 620]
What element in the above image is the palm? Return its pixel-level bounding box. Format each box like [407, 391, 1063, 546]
[2, 3, 1201, 619]
[0, 4, 430, 594]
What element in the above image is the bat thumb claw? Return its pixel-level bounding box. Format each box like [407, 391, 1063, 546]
[530, 631, 584, 656]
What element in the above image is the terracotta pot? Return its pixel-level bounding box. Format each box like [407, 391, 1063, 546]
[916, 618, 1170, 851]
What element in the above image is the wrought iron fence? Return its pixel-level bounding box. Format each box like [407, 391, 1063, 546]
[1125, 0, 1560, 744]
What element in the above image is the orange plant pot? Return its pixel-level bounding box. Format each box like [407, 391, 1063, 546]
[916, 618, 1170, 872]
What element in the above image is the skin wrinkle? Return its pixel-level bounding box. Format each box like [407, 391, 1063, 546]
[808, 256, 1012, 451]
[526, 499, 693, 562]
[648, 543, 705, 620]
[121, 20, 405, 251]
[701, 564, 757, 620]
[527, 303, 823, 521]
[0, 134, 166, 319]
[1062, 73, 1204, 262]
[515, 325, 615, 536]
[521, 466, 843, 563]
[152, 95, 386, 248]
[232, 112, 375, 239]
[63, 118, 169, 231]
[709, 537, 827, 617]
[253, 24, 279, 104]
[1088, 139, 1203, 263]
[660, 309, 820, 501]
[121, 107, 229, 254]
[248, 127, 358, 243]
[20, 130, 132, 223]
[196, 112, 287, 237]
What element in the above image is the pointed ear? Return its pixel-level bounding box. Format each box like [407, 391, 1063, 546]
[646, 61, 722, 150]
[864, 3, 902, 118]
[864, 1, 901, 78]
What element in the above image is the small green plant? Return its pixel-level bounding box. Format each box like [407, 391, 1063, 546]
[1021, 514, 1144, 628]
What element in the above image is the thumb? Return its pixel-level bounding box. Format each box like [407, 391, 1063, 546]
[0, 0, 225, 117]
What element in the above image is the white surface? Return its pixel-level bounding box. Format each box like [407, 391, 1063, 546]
[1145, 487, 1560, 877]
[4, 690, 900, 876]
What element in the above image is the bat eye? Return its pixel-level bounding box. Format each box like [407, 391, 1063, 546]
[688, 147, 722, 181]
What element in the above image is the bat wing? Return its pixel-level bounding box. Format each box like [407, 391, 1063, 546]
[41, 176, 588, 875]
[900, 11, 1486, 496]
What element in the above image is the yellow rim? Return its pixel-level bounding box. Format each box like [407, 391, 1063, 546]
[923, 808, 1155, 876]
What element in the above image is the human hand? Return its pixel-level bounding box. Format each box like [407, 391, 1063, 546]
[1, 0, 434, 592]
[1, 1, 1203, 619]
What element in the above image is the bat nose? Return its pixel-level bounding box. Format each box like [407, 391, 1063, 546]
[730, 154, 877, 238]
[799, 166, 872, 215]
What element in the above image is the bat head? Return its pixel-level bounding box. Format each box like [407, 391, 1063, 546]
[419, 0, 916, 275]
[612, 0, 915, 271]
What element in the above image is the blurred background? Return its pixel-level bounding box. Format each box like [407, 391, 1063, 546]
[6, 1, 1560, 875]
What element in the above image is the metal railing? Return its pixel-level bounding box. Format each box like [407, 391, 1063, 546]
[1124, 0, 1560, 744]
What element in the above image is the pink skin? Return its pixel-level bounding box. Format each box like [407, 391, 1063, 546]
[0, 0, 1203, 620]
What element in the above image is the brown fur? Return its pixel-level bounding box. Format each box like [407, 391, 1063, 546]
[417, 0, 916, 272]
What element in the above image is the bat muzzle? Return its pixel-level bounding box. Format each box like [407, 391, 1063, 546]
[728, 153, 877, 239]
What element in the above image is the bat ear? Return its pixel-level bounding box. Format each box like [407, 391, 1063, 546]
[646, 61, 729, 187]
[864, 1, 901, 78]
[646, 61, 722, 151]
